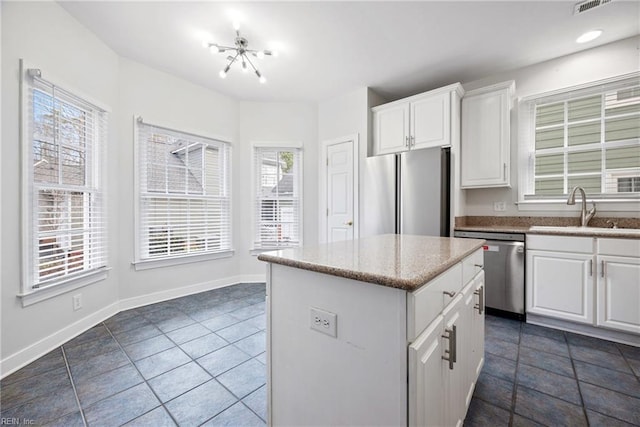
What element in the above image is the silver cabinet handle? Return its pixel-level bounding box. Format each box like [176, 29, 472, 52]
[411, 135, 415, 147]
[474, 264, 483, 268]
[474, 286, 484, 315]
[601, 260, 606, 278]
[503, 163, 507, 179]
[441, 325, 457, 370]
[443, 291, 456, 298]
[589, 259, 593, 277]
[405, 136, 409, 147]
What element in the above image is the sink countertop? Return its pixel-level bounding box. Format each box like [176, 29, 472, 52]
[257, 234, 485, 292]
[455, 224, 640, 239]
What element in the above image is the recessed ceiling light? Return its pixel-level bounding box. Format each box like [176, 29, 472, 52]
[576, 30, 603, 44]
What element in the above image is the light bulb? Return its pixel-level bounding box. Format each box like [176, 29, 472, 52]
[576, 30, 602, 44]
[242, 61, 248, 73]
[233, 21, 240, 31]
[259, 75, 266, 84]
[209, 45, 220, 54]
[202, 40, 210, 49]
[256, 51, 265, 59]
[271, 50, 279, 58]
[219, 69, 227, 79]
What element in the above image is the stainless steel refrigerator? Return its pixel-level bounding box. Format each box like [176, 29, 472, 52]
[395, 146, 451, 237]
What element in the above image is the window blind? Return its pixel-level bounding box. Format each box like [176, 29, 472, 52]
[28, 75, 108, 289]
[136, 120, 232, 260]
[524, 75, 640, 199]
[253, 147, 302, 249]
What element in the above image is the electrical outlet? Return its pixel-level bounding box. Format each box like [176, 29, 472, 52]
[72, 294, 82, 311]
[310, 307, 337, 338]
[493, 201, 506, 212]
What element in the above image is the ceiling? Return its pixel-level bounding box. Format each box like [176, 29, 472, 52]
[59, 1, 639, 103]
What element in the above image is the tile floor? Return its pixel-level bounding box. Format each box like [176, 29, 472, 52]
[1, 283, 639, 426]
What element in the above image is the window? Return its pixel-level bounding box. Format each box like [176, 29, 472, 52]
[23, 69, 108, 291]
[135, 119, 232, 264]
[520, 74, 640, 201]
[253, 146, 302, 249]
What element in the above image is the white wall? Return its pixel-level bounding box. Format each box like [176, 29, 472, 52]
[318, 87, 395, 239]
[116, 58, 250, 306]
[237, 101, 319, 254]
[1, 1, 120, 372]
[462, 36, 640, 217]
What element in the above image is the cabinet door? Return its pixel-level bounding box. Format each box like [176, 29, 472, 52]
[526, 250, 594, 324]
[468, 271, 485, 408]
[411, 92, 451, 150]
[373, 103, 410, 155]
[461, 279, 476, 411]
[408, 316, 446, 427]
[461, 85, 511, 188]
[597, 255, 640, 334]
[442, 295, 465, 427]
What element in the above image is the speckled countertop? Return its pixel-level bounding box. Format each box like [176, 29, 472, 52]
[257, 234, 485, 292]
[455, 216, 640, 239]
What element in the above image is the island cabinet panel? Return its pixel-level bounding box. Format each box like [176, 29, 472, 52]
[268, 264, 408, 427]
[262, 235, 486, 426]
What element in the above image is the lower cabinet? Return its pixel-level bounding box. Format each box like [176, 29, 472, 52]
[409, 269, 485, 427]
[526, 235, 640, 336]
[526, 249, 594, 324]
[597, 254, 640, 334]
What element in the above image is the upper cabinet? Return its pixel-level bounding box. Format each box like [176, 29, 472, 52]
[461, 81, 514, 188]
[372, 84, 463, 156]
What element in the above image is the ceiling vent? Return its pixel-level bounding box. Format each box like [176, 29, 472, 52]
[573, 0, 614, 15]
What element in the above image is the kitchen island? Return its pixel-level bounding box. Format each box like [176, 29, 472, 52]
[258, 234, 486, 426]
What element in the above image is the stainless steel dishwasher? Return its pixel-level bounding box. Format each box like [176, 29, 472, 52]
[454, 231, 525, 319]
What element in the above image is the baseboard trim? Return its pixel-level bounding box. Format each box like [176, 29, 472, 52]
[1, 274, 266, 380]
[527, 314, 640, 347]
[118, 274, 266, 311]
[0, 302, 119, 379]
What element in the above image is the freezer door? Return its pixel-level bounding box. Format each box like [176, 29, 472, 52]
[399, 147, 442, 236]
[483, 240, 525, 314]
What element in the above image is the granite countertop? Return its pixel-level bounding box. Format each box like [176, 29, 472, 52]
[455, 225, 640, 239]
[257, 234, 485, 292]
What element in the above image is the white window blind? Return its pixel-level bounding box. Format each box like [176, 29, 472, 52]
[253, 147, 302, 249]
[136, 119, 232, 261]
[26, 73, 108, 289]
[521, 74, 640, 200]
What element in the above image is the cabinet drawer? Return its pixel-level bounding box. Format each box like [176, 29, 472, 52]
[408, 263, 462, 342]
[527, 234, 593, 253]
[598, 238, 640, 257]
[462, 249, 484, 285]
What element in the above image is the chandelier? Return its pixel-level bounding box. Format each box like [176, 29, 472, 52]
[203, 25, 276, 84]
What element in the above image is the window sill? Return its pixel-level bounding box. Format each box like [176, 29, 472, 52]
[250, 246, 298, 256]
[18, 268, 110, 307]
[517, 199, 640, 212]
[133, 250, 234, 271]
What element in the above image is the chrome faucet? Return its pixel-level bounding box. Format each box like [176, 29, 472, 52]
[567, 186, 596, 227]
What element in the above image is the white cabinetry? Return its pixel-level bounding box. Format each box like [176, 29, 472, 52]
[408, 250, 484, 427]
[526, 234, 640, 339]
[372, 84, 463, 156]
[597, 239, 640, 334]
[461, 81, 513, 188]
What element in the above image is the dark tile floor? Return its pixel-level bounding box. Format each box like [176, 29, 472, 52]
[1, 284, 639, 426]
[465, 315, 640, 427]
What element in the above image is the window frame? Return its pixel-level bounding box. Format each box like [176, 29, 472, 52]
[19, 60, 110, 305]
[517, 72, 640, 212]
[133, 117, 234, 270]
[251, 141, 303, 253]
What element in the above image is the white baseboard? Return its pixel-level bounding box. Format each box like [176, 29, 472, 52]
[118, 274, 266, 311]
[1, 274, 266, 380]
[527, 314, 640, 347]
[0, 302, 119, 379]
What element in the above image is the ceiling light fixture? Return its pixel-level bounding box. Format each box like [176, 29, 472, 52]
[204, 24, 276, 83]
[576, 29, 603, 43]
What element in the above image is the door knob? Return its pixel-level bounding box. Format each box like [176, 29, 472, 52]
[344, 220, 353, 226]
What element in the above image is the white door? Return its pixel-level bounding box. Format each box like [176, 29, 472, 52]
[597, 255, 640, 334]
[326, 140, 355, 242]
[411, 92, 450, 150]
[526, 250, 594, 324]
[373, 104, 410, 155]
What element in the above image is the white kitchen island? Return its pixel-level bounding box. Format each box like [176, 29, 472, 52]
[258, 234, 486, 426]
